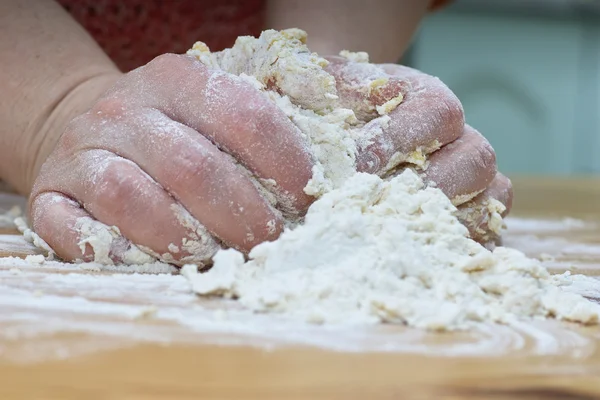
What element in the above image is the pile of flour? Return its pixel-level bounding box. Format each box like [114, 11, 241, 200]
[181, 171, 599, 330]
[179, 29, 600, 330]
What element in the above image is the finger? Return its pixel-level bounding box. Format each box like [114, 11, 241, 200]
[63, 103, 285, 252]
[324, 56, 411, 121]
[31, 149, 224, 265]
[30, 192, 158, 265]
[421, 125, 497, 206]
[455, 173, 513, 247]
[357, 64, 465, 175]
[113, 54, 315, 214]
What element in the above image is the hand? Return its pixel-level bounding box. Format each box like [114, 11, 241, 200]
[324, 57, 513, 246]
[30, 53, 511, 267]
[29, 54, 316, 265]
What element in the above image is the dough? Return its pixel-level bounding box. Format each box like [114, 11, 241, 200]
[181, 29, 600, 330]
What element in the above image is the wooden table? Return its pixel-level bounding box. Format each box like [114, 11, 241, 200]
[1, 178, 600, 400]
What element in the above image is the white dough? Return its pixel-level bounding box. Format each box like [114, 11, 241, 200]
[16, 29, 600, 331]
[182, 29, 600, 330]
[183, 171, 600, 330]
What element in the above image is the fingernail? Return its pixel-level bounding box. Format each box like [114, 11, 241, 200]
[358, 151, 381, 174]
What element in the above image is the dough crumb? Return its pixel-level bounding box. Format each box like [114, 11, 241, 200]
[15, 217, 55, 260]
[25, 254, 45, 264]
[339, 50, 369, 63]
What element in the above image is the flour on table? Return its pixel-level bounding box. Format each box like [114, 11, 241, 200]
[14, 217, 55, 260]
[13, 29, 599, 332]
[182, 171, 600, 330]
[11, 215, 175, 274]
[73, 217, 156, 265]
[181, 29, 600, 331]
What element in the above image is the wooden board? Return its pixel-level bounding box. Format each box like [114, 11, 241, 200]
[1, 179, 600, 399]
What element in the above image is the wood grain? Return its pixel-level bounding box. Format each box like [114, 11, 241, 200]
[1, 178, 600, 399]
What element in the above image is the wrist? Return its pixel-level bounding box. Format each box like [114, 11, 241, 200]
[24, 71, 122, 195]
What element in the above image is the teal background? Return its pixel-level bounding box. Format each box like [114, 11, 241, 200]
[409, 1, 600, 175]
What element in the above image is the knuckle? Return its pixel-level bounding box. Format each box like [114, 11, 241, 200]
[441, 94, 465, 128]
[166, 146, 214, 193]
[477, 136, 497, 169]
[93, 159, 139, 206]
[146, 53, 191, 74]
[465, 126, 497, 173]
[57, 114, 90, 153]
[427, 78, 464, 129]
[56, 96, 134, 157]
[128, 53, 198, 100]
[90, 96, 129, 119]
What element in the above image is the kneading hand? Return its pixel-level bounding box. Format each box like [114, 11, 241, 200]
[29, 54, 317, 265]
[325, 56, 513, 246]
[30, 53, 512, 265]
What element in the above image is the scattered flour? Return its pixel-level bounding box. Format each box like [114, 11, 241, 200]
[180, 29, 600, 331]
[14, 217, 55, 260]
[181, 171, 600, 330]
[4, 211, 175, 274]
[8, 29, 599, 333]
[74, 217, 157, 265]
[0, 254, 176, 274]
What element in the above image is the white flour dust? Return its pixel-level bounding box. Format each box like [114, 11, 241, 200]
[6, 29, 600, 334]
[2, 260, 597, 361]
[181, 29, 600, 330]
[181, 171, 600, 330]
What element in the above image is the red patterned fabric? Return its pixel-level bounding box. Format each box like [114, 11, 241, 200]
[57, 0, 453, 72]
[57, 0, 265, 71]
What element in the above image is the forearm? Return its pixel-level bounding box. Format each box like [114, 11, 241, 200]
[0, 0, 121, 195]
[266, 0, 429, 63]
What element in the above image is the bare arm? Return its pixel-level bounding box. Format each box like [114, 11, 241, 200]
[5, 0, 507, 262]
[266, 0, 429, 63]
[0, 0, 122, 195]
[1, 0, 429, 196]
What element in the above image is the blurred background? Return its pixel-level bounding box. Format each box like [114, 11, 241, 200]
[405, 0, 600, 176]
